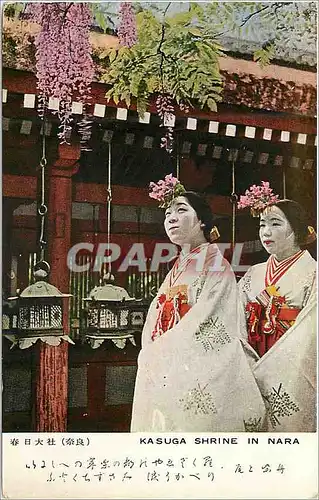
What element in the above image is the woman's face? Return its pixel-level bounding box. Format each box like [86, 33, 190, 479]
[259, 206, 297, 257]
[164, 196, 202, 246]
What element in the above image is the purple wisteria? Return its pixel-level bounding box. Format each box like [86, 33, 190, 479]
[27, 2, 94, 144]
[156, 94, 176, 153]
[117, 2, 137, 48]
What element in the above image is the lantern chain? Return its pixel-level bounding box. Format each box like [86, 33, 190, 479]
[105, 141, 112, 278]
[229, 158, 238, 251]
[38, 125, 48, 263]
[282, 164, 287, 199]
[176, 134, 180, 180]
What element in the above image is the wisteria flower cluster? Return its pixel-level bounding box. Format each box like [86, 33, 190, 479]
[237, 181, 280, 216]
[149, 174, 186, 208]
[156, 94, 175, 154]
[27, 2, 94, 145]
[118, 2, 137, 48]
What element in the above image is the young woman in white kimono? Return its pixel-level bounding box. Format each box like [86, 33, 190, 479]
[239, 199, 317, 432]
[131, 180, 266, 432]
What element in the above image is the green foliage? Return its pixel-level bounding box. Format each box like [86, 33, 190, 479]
[89, 3, 116, 34]
[3, 1, 316, 117]
[204, 2, 317, 63]
[2, 31, 17, 61]
[100, 7, 224, 114]
[95, 1, 316, 116]
[3, 2, 24, 19]
[253, 44, 275, 68]
[2, 7, 36, 72]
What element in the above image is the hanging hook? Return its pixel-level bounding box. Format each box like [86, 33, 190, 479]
[38, 204, 48, 216]
[106, 188, 112, 203]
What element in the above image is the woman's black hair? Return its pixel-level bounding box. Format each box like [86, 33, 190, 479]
[267, 199, 310, 247]
[182, 191, 215, 242]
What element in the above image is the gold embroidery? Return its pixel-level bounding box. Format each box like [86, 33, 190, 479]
[265, 285, 280, 297]
[166, 285, 188, 300]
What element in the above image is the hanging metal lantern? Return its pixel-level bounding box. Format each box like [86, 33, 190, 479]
[82, 275, 148, 337]
[3, 123, 73, 344]
[8, 262, 71, 337]
[81, 141, 148, 347]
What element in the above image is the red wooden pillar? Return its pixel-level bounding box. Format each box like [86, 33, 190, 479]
[33, 143, 80, 432]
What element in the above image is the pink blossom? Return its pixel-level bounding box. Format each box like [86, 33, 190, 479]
[149, 175, 186, 208]
[164, 174, 178, 187]
[237, 181, 280, 213]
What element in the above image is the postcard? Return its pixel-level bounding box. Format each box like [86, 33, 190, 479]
[2, 1, 318, 498]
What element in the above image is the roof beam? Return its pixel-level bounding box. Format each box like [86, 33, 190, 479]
[3, 68, 316, 134]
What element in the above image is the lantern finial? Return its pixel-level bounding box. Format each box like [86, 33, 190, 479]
[33, 260, 50, 281]
[101, 272, 115, 285]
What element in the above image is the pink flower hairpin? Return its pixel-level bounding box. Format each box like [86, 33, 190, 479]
[237, 181, 280, 217]
[149, 174, 186, 208]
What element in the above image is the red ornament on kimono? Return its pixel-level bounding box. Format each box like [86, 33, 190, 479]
[246, 291, 300, 357]
[151, 289, 191, 341]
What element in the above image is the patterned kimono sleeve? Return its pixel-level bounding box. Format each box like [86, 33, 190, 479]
[138, 257, 233, 355]
[159, 259, 242, 353]
[301, 268, 317, 308]
[293, 267, 317, 331]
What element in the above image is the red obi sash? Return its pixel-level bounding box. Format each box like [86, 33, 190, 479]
[151, 286, 191, 341]
[246, 295, 300, 357]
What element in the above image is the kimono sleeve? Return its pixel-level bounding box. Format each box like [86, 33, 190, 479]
[238, 266, 253, 304]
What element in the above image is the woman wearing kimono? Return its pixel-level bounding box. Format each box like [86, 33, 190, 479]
[131, 176, 265, 432]
[239, 198, 317, 432]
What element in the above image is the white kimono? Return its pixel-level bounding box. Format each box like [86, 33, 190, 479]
[131, 243, 266, 432]
[239, 250, 317, 432]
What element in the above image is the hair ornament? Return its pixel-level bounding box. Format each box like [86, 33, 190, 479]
[209, 226, 220, 242]
[237, 181, 280, 217]
[149, 174, 186, 208]
[306, 225, 317, 244]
